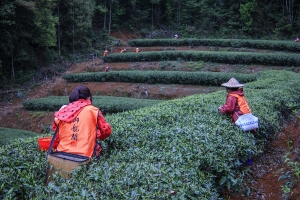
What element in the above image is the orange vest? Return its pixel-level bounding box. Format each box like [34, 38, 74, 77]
[55, 105, 98, 158]
[229, 93, 251, 114]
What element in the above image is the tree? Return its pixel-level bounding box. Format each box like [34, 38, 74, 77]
[0, 0, 17, 80]
[33, 0, 58, 48]
[239, 0, 258, 33]
[59, 0, 95, 54]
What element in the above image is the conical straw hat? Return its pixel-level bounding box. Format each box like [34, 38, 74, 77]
[221, 78, 244, 88]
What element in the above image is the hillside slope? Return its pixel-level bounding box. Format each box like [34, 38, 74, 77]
[0, 31, 299, 199]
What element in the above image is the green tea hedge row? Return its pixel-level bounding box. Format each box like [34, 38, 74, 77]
[103, 51, 300, 66]
[62, 71, 256, 85]
[1, 70, 299, 199]
[22, 96, 163, 114]
[0, 127, 39, 147]
[128, 39, 300, 52]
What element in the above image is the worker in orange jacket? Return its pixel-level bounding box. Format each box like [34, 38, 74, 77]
[120, 48, 126, 53]
[135, 48, 140, 52]
[103, 50, 108, 56]
[218, 78, 252, 123]
[52, 86, 112, 158]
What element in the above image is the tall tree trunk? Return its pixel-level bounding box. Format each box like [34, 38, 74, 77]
[11, 52, 15, 79]
[177, 1, 181, 27]
[152, 2, 154, 28]
[108, 2, 111, 35]
[72, 0, 75, 55]
[58, 3, 60, 56]
[104, 0, 107, 29]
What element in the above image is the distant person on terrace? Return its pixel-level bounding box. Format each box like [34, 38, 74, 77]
[120, 48, 126, 53]
[135, 48, 140, 52]
[295, 37, 300, 42]
[103, 50, 108, 56]
[218, 78, 252, 123]
[52, 86, 112, 158]
[174, 34, 178, 39]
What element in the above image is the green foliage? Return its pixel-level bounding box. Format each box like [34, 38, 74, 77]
[239, 1, 258, 33]
[1, 70, 300, 199]
[103, 51, 300, 66]
[128, 39, 300, 52]
[22, 96, 163, 114]
[33, 0, 58, 47]
[62, 70, 256, 85]
[0, 127, 39, 146]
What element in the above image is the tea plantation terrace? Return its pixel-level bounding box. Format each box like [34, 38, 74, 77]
[1, 70, 299, 199]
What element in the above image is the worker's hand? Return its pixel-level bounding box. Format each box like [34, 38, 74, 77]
[218, 106, 222, 112]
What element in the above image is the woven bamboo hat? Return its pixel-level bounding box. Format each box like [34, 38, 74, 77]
[221, 77, 244, 88]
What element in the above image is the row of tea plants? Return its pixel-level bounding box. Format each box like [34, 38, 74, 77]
[0, 127, 39, 147]
[62, 71, 256, 85]
[128, 39, 300, 52]
[1, 70, 299, 199]
[22, 96, 163, 114]
[103, 51, 300, 66]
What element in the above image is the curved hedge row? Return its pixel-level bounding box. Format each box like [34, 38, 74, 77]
[0, 127, 39, 147]
[1, 70, 299, 199]
[22, 96, 163, 114]
[62, 71, 256, 86]
[103, 51, 300, 66]
[128, 39, 300, 52]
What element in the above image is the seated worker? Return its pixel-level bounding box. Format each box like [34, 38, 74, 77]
[103, 50, 108, 56]
[120, 48, 126, 53]
[174, 34, 178, 39]
[52, 85, 112, 158]
[218, 78, 252, 123]
[135, 48, 140, 53]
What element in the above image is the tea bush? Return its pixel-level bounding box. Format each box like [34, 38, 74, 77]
[128, 39, 300, 52]
[103, 51, 300, 66]
[0, 127, 39, 146]
[62, 71, 256, 85]
[22, 96, 163, 114]
[1, 70, 299, 199]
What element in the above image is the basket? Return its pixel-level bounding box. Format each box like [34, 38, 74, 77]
[46, 152, 89, 181]
[38, 137, 58, 151]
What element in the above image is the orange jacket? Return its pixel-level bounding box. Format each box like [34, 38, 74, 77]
[103, 52, 108, 56]
[220, 89, 251, 122]
[229, 93, 251, 114]
[52, 102, 112, 158]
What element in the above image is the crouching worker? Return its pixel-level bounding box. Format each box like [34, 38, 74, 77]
[47, 85, 112, 181]
[219, 78, 256, 165]
[218, 78, 252, 123]
[120, 48, 126, 53]
[103, 50, 108, 56]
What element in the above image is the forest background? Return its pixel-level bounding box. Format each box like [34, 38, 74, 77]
[1, 0, 300, 89]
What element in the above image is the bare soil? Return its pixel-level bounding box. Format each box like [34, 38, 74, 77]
[0, 30, 299, 199]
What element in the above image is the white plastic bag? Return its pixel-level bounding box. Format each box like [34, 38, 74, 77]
[235, 113, 259, 131]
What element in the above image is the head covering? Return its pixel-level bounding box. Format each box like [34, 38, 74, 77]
[221, 78, 244, 88]
[54, 99, 92, 122]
